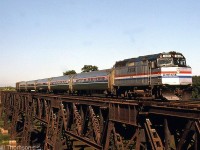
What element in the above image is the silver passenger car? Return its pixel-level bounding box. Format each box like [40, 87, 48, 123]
[18, 81, 27, 92]
[72, 69, 111, 94]
[36, 78, 49, 92]
[27, 80, 37, 92]
[50, 75, 71, 93]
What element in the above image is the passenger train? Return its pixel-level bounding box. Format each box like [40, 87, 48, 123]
[16, 51, 192, 100]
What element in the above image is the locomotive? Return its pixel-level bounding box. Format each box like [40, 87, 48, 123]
[16, 51, 192, 100]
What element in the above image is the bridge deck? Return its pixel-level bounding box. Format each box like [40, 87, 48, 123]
[1, 91, 200, 150]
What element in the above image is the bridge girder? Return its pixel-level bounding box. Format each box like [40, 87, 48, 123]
[1, 91, 200, 150]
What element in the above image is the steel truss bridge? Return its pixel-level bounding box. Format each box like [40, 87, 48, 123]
[1, 91, 200, 150]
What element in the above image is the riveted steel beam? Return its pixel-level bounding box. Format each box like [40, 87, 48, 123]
[1, 91, 200, 149]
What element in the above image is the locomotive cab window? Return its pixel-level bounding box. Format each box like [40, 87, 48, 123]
[173, 58, 186, 67]
[157, 58, 173, 67]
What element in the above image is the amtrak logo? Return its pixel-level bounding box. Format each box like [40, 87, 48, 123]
[176, 68, 180, 74]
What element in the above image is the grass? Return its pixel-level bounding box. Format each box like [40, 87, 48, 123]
[0, 101, 10, 145]
[0, 120, 3, 128]
[0, 87, 16, 91]
[0, 134, 10, 145]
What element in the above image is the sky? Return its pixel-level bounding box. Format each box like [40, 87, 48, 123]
[0, 0, 200, 87]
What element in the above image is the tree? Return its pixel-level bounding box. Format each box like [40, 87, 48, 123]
[81, 65, 98, 72]
[192, 76, 200, 86]
[192, 76, 200, 98]
[63, 70, 76, 75]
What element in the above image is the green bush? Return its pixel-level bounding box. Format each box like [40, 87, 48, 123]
[192, 76, 200, 98]
[0, 134, 10, 144]
[0, 120, 4, 128]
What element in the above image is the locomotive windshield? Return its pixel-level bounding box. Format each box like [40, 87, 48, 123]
[173, 58, 186, 67]
[157, 57, 186, 67]
[157, 58, 173, 67]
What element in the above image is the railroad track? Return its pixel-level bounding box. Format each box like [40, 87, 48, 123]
[16, 92, 200, 111]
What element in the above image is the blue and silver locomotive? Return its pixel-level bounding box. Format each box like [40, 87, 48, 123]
[16, 51, 192, 100]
